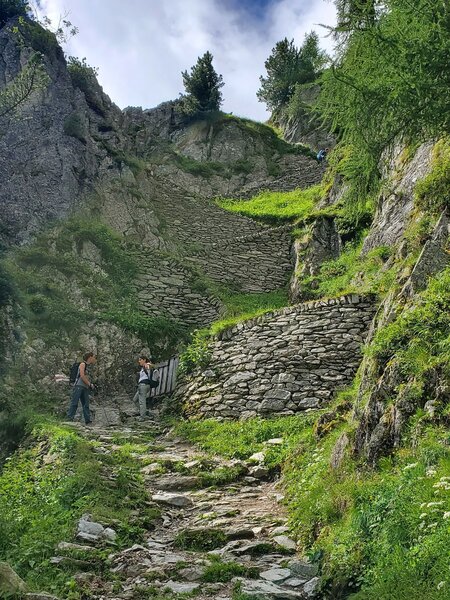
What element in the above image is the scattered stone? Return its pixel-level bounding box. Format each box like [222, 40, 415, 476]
[163, 581, 200, 593]
[152, 492, 193, 507]
[265, 438, 284, 445]
[25, 594, 60, 600]
[272, 535, 297, 552]
[147, 540, 167, 550]
[249, 465, 270, 479]
[50, 556, 92, 568]
[154, 474, 201, 491]
[240, 579, 304, 598]
[284, 578, 307, 588]
[288, 560, 319, 579]
[103, 527, 117, 541]
[77, 516, 104, 538]
[184, 460, 201, 469]
[248, 452, 266, 464]
[141, 463, 162, 475]
[260, 567, 292, 583]
[303, 576, 320, 597]
[178, 566, 205, 581]
[270, 526, 290, 537]
[57, 542, 98, 553]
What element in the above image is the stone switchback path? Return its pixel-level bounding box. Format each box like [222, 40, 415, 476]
[61, 421, 320, 600]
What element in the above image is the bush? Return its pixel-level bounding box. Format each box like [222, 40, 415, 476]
[316, 0, 450, 213]
[67, 56, 105, 115]
[178, 328, 211, 375]
[0, 263, 15, 307]
[0, 421, 157, 594]
[369, 266, 450, 376]
[28, 294, 47, 314]
[415, 138, 450, 213]
[24, 20, 60, 58]
[63, 111, 86, 142]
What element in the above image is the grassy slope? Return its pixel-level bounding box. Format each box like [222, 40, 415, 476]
[0, 419, 159, 597]
[218, 185, 323, 225]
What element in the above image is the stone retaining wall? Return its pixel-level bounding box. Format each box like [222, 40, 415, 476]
[186, 226, 294, 292]
[134, 255, 223, 326]
[180, 295, 376, 418]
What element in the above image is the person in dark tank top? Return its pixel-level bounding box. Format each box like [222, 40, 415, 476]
[67, 352, 97, 424]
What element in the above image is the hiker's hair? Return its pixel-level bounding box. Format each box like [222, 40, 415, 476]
[139, 355, 149, 362]
[83, 352, 94, 361]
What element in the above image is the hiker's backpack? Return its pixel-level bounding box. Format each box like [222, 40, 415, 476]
[148, 368, 159, 389]
[69, 362, 82, 385]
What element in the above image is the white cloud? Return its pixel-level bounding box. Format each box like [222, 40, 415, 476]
[36, 0, 336, 121]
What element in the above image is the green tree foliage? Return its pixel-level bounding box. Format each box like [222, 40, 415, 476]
[0, 0, 30, 28]
[0, 52, 48, 119]
[181, 51, 224, 114]
[257, 32, 328, 112]
[317, 0, 450, 208]
[333, 0, 379, 40]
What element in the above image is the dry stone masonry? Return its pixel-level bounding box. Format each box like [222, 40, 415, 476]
[134, 255, 223, 326]
[132, 179, 295, 325]
[181, 295, 376, 418]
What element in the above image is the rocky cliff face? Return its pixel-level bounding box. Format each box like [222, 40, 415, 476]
[0, 18, 324, 418]
[1, 18, 447, 438]
[272, 84, 335, 152]
[0, 20, 126, 247]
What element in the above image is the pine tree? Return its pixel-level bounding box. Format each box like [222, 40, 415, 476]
[257, 33, 328, 112]
[181, 51, 224, 114]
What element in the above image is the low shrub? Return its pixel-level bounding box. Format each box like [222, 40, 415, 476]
[415, 138, 450, 214]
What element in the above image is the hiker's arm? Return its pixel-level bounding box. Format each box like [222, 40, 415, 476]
[79, 362, 91, 386]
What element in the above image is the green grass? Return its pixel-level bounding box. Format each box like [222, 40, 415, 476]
[211, 288, 289, 336]
[0, 419, 158, 596]
[174, 528, 227, 551]
[369, 266, 450, 378]
[175, 413, 320, 468]
[299, 239, 395, 299]
[218, 185, 324, 225]
[202, 558, 259, 582]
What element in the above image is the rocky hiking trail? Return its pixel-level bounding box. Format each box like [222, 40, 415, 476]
[61, 420, 320, 600]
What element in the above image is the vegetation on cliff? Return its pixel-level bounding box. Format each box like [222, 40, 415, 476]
[181, 51, 224, 115]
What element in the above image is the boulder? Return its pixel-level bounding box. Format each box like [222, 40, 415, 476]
[0, 562, 27, 595]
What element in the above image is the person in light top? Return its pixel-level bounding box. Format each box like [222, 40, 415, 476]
[133, 355, 159, 420]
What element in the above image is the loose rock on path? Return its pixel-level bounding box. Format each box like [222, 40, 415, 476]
[56, 421, 320, 599]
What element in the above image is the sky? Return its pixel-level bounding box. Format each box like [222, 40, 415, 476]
[35, 0, 337, 121]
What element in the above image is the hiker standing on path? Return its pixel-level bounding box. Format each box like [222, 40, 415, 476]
[133, 355, 159, 420]
[67, 352, 97, 424]
[317, 148, 329, 163]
